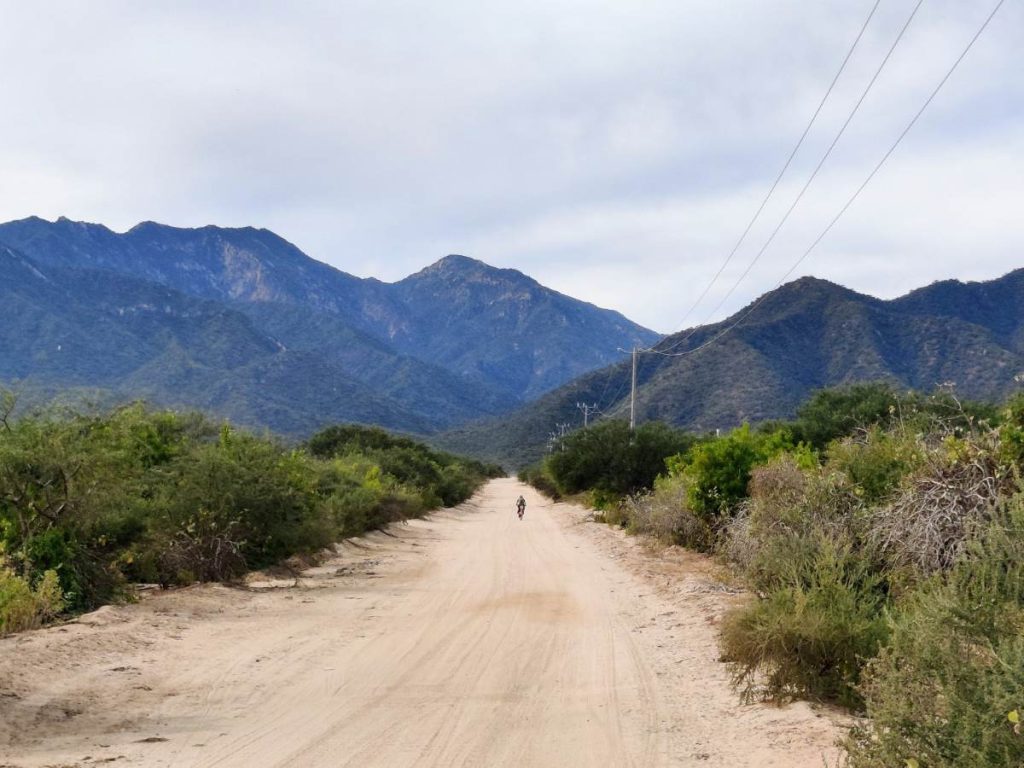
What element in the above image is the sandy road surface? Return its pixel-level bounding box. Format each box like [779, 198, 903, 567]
[0, 479, 844, 767]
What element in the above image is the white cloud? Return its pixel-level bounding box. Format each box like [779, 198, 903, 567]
[0, 0, 1019, 332]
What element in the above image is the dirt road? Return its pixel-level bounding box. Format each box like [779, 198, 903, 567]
[0, 479, 844, 767]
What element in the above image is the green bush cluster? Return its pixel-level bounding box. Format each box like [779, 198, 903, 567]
[720, 531, 891, 708]
[0, 568, 64, 635]
[308, 424, 503, 508]
[516, 464, 561, 501]
[672, 423, 799, 516]
[542, 419, 695, 498]
[0, 397, 497, 624]
[789, 382, 997, 449]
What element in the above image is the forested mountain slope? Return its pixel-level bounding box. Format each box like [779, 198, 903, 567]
[0, 217, 657, 434]
[438, 272, 1024, 467]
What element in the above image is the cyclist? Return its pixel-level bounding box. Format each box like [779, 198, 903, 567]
[516, 495, 526, 519]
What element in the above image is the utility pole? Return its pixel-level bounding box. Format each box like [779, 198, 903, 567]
[629, 346, 638, 432]
[549, 422, 571, 452]
[576, 402, 598, 428]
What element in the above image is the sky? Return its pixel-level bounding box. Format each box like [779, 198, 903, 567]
[0, 0, 1020, 333]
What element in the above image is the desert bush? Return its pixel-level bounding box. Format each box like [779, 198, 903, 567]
[0, 402, 493, 629]
[866, 433, 1009, 575]
[595, 503, 630, 527]
[0, 406, 170, 608]
[745, 456, 811, 534]
[996, 392, 1024, 469]
[824, 426, 922, 505]
[739, 457, 858, 549]
[308, 423, 497, 508]
[307, 424, 420, 457]
[147, 430, 333, 580]
[156, 511, 247, 585]
[723, 456, 829, 580]
[720, 509, 759, 574]
[0, 568, 64, 635]
[720, 534, 890, 708]
[622, 474, 713, 550]
[317, 457, 401, 535]
[846, 498, 1024, 767]
[791, 383, 996, 450]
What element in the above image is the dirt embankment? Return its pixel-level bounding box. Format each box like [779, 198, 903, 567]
[0, 478, 845, 767]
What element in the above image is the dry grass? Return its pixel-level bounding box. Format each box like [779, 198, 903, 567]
[621, 475, 714, 551]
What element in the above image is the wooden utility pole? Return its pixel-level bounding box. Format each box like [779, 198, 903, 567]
[576, 402, 598, 428]
[629, 346, 638, 432]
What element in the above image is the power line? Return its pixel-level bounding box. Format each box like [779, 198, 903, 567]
[663, 0, 929, 348]
[593, 351, 625, 412]
[648, 0, 1006, 361]
[602, 0, 896, 423]
[656, 0, 883, 345]
[657, 0, 926, 355]
[594, 356, 633, 415]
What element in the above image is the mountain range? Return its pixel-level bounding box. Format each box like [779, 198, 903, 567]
[438, 271, 1024, 467]
[4, 216, 1021, 467]
[0, 216, 657, 434]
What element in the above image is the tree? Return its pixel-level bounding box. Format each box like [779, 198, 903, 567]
[546, 420, 694, 497]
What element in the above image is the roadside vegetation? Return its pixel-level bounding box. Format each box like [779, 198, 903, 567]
[521, 382, 1023, 767]
[0, 392, 501, 635]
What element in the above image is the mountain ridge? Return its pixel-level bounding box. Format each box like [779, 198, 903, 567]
[437, 268, 1024, 467]
[0, 217, 658, 434]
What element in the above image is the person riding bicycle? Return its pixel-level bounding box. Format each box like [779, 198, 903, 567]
[516, 495, 526, 517]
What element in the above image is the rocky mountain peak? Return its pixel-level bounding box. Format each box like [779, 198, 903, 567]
[409, 254, 530, 285]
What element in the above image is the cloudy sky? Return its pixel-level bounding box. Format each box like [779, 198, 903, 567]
[0, 0, 1019, 332]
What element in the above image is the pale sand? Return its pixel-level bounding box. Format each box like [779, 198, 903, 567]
[0, 478, 846, 767]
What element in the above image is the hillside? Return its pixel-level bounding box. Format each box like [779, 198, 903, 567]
[390, 255, 655, 399]
[0, 217, 657, 434]
[0, 246, 439, 433]
[437, 272, 1024, 467]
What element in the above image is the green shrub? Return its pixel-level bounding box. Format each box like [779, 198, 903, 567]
[997, 392, 1024, 469]
[308, 423, 495, 509]
[720, 534, 890, 709]
[0, 401, 494, 632]
[518, 464, 561, 500]
[147, 430, 333, 581]
[726, 459, 862, 592]
[846, 499, 1024, 767]
[0, 568, 64, 635]
[546, 420, 695, 498]
[792, 382, 902, 449]
[793, 382, 996, 450]
[825, 426, 922, 505]
[0, 409, 151, 608]
[307, 424, 421, 457]
[677, 424, 793, 517]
